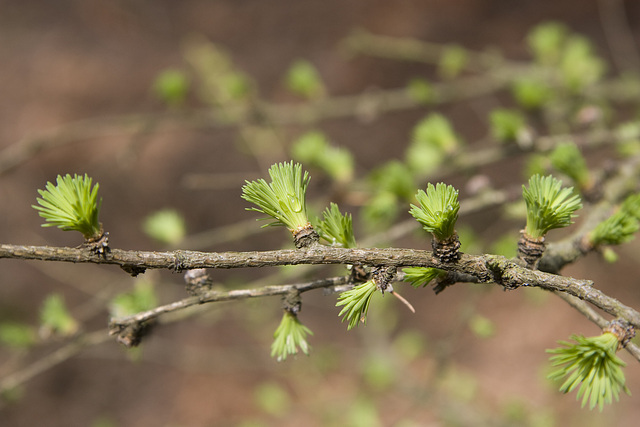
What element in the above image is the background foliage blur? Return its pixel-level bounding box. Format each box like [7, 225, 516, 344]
[1, 1, 640, 426]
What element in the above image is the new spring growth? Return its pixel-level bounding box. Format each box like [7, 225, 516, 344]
[32, 174, 104, 242]
[587, 193, 640, 251]
[336, 266, 412, 330]
[403, 267, 447, 288]
[241, 161, 318, 247]
[336, 280, 378, 330]
[316, 203, 357, 248]
[271, 311, 313, 361]
[409, 182, 461, 262]
[522, 174, 582, 239]
[547, 332, 630, 411]
[550, 141, 592, 191]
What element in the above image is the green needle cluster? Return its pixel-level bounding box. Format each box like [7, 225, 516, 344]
[32, 174, 103, 240]
[547, 332, 630, 411]
[316, 203, 357, 248]
[241, 161, 312, 233]
[522, 174, 582, 239]
[589, 193, 640, 247]
[550, 141, 591, 189]
[336, 280, 378, 330]
[590, 211, 639, 246]
[409, 183, 460, 241]
[403, 267, 446, 288]
[271, 311, 313, 361]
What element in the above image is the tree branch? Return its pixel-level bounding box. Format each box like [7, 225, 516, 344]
[2, 243, 639, 329]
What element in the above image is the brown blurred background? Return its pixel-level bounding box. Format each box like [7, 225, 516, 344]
[1, 1, 639, 426]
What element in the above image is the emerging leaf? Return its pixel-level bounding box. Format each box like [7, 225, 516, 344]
[489, 109, 527, 143]
[547, 333, 630, 411]
[0, 323, 37, 350]
[291, 131, 354, 183]
[589, 210, 639, 247]
[438, 44, 468, 79]
[270, 312, 313, 361]
[241, 162, 311, 232]
[110, 281, 157, 319]
[336, 280, 378, 330]
[284, 59, 325, 99]
[143, 209, 186, 245]
[409, 183, 460, 241]
[40, 294, 78, 338]
[522, 174, 582, 239]
[550, 141, 591, 189]
[32, 174, 103, 240]
[527, 21, 568, 65]
[152, 69, 189, 106]
[316, 203, 357, 248]
[403, 267, 446, 288]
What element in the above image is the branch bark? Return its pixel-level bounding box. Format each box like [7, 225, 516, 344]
[2, 243, 639, 329]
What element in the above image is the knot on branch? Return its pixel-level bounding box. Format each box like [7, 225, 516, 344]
[293, 225, 320, 249]
[184, 268, 213, 296]
[120, 264, 147, 277]
[431, 232, 461, 263]
[372, 266, 397, 294]
[485, 256, 522, 290]
[605, 319, 636, 350]
[349, 264, 370, 283]
[282, 288, 302, 315]
[517, 232, 545, 269]
[173, 250, 189, 272]
[82, 231, 110, 257]
[108, 320, 152, 348]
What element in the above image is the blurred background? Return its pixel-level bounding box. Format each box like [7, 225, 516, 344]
[1, 0, 640, 426]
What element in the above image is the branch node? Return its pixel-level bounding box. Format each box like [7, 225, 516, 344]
[431, 232, 461, 263]
[372, 266, 397, 294]
[108, 321, 152, 348]
[120, 265, 147, 277]
[173, 250, 188, 272]
[293, 224, 320, 248]
[517, 232, 545, 269]
[282, 288, 302, 315]
[82, 230, 110, 257]
[605, 319, 636, 350]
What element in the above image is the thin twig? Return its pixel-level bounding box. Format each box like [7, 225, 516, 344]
[553, 291, 640, 362]
[2, 243, 639, 329]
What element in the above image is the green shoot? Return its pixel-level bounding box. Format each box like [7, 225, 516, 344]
[33, 174, 103, 240]
[403, 267, 446, 288]
[409, 183, 460, 242]
[291, 131, 354, 183]
[547, 333, 630, 411]
[490, 109, 527, 143]
[143, 209, 186, 245]
[284, 59, 325, 99]
[40, 294, 78, 338]
[621, 193, 640, 218]
[589, 210, 639, 247]
[241, 162, 312, 233]
[316, 203, 356, 248]
[336, 280, 378, 330]
[438, 44, 468, 79]
[406, 114, 461, 176]
[152, 69, 189, 107]
[110, 281, 157, 319]
[522, 174, 582, 239]
[406, 78, 435, 104]
[271, 311, 313, 361]
[0, 323, 36, 350]
[550, 142, 591, 189]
